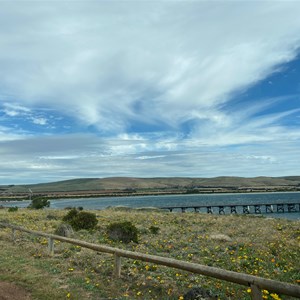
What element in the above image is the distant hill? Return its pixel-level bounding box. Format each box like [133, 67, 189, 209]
[1, 176, 300, 195]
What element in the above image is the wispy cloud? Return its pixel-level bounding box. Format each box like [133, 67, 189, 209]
[1, 2, 300, 131]
[0, 131, 299, 184]
[2, 103, 31, 117]
[31, 117, 48, 126]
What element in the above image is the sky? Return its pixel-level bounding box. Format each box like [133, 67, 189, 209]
[1, 1, 300, 184]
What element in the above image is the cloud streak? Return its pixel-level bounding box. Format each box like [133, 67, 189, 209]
[1, 2, 300, 130]
[0, 133, 299, 184]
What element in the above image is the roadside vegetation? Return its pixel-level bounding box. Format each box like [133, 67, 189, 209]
[0, 207, 299, 299]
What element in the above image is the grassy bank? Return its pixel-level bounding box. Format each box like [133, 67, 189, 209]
[0, 208, 299, 299]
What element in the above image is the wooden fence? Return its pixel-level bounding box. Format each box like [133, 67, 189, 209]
[1, 222, 299, 300]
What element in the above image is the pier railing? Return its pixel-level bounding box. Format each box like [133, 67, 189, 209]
[1, 222, 300, 300]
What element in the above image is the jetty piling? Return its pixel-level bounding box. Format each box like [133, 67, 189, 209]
[230, 206, 237, 214]
[160, 202, 300, 215]
[277, 204, 284, 213]
[265, 205, 273, 213]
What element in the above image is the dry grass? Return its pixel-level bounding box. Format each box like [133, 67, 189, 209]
[0, 207, 299, 299]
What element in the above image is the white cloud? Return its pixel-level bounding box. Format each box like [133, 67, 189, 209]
[136, 155, 166, 160]
[3, 103, 30, 112]
[0, 131, 298, 184]
[0, 124, 29, 142]
[32, 117, 47, 125]
[3, 109, 18, 117]
[0, 1, 300, 132]
[39, 155, 81, 160]
[2, 102, 31, 117]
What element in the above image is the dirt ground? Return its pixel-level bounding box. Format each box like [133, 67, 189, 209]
[0, 282, 31, 300]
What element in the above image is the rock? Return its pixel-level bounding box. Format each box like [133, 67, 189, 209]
[184, 287, 218, 300]
[55, 223, 74, 237]
[210, 234, 232, 242]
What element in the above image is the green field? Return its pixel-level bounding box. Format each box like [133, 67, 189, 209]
[0, 207, 299, 299]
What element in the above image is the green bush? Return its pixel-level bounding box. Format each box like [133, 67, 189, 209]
[28, 197, 50, 209]
[8, 206, 18, 212]
[62, 208, 78, 222]
[62, 208, 98, 231]
[71, 211, 98, 231]
[106, 221, 138, 243]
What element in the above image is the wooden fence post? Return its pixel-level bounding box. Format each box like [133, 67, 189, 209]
[250, 284, 263, 300]
[48, 237, 54, 256]
[114, 253, 121, 278]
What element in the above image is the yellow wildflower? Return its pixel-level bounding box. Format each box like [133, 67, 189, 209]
[270, 293, 281, 300]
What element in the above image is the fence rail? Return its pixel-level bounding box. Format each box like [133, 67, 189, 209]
[1, 222, 299, 300]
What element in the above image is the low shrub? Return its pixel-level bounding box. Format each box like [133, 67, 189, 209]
[71, 211, 98, 231]
[106, 221, 138, 243]
[149, 225, 160, 234]
[8, 206, 18, 212]
[28, 197, 50, 209]
[63, 208, 78, 222]
[62, 208, 98, 231]
[46, 214, 57, 220]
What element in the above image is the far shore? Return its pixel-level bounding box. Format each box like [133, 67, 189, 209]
[1, 186, 300, 202]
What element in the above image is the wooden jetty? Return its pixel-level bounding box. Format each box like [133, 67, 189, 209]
[159, 202, 300, 215]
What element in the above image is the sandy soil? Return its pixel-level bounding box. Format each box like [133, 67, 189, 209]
[0, 281, 31, 300]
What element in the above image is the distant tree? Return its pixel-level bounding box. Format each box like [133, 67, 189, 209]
[28, 197, 50, 209]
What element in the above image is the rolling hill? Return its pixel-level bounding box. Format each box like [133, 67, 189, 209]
[1, 176, 300, 195]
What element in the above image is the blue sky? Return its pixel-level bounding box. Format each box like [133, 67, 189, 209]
[1, 1, 300, 184]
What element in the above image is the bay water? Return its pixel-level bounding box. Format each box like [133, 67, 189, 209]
[1, 192, 299, 220]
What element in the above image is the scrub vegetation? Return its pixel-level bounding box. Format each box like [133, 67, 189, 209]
[62, 208, 98, 231]
[0, 207, 299, 299]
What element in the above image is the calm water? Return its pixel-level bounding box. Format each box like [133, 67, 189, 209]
[1, 192, 299, 220]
